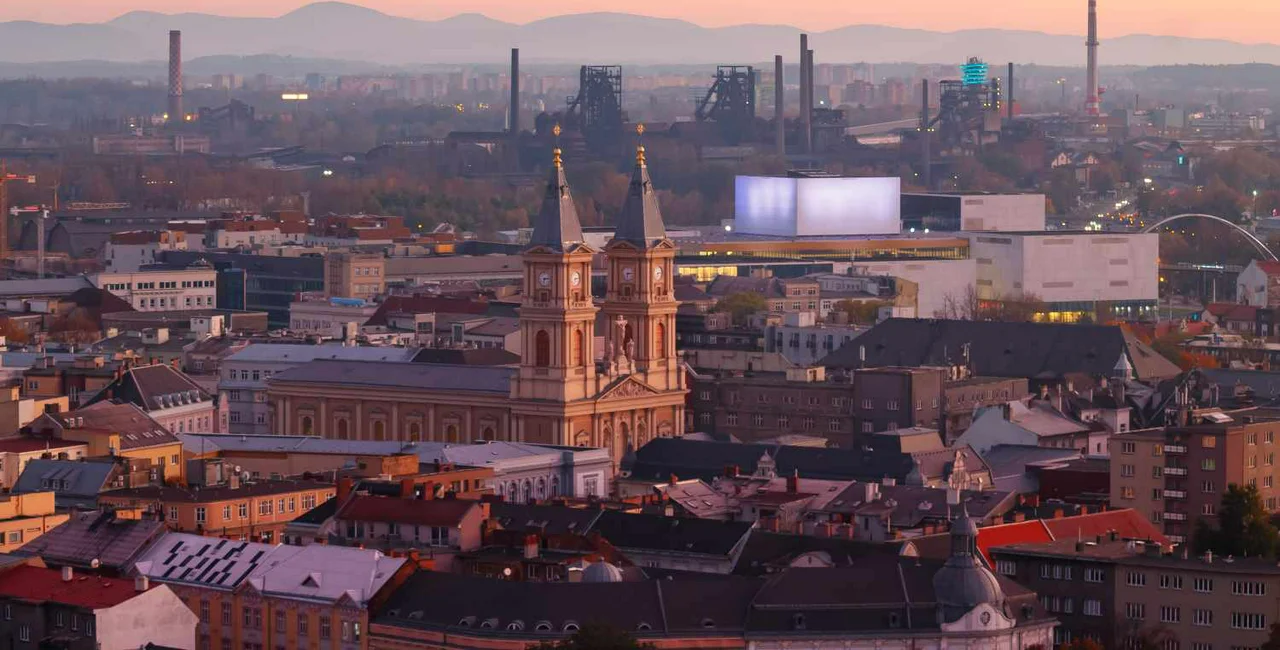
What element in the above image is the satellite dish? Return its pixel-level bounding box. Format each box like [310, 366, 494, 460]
[90, 559, 101, 569]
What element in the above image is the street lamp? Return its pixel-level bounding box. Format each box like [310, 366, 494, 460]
[1253, 189, 1260, 221]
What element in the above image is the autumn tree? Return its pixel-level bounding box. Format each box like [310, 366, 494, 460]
[832, 299, 888, 325]
[533, 623, 650, 650]
[713, 292, 768, 325]
[1193, 483, 1280, 558]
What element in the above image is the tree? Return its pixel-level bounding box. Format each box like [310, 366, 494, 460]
[0, 319, 29, 345]
[936, 286, 983, 320]
[533, 623, 650, 650]
[832, 299, 887, 325]
[713, 292, 768, 325]
[1261, 622, 1280, 650]
[1193, 483, 1280, 558]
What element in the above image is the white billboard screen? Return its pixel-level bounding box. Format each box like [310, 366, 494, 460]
[735, 176, 901, 237]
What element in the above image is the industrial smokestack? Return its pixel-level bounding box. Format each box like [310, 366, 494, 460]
[1085, 0, 1100, 116]
[921, 79, 931, 190]
[774, 55, 785, 157]
[510, 48, 520, 137]
[799, 34, 811, 155]
[168, 30, 183, 123]
[1007, 62, 1015, 121]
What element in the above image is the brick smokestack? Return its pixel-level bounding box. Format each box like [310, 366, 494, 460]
[510, 48, 520, 137]
[799, 34, 811, 155]
[1085, 0, 1100, 116]
[774, 55, 784, 157]
[168, 30, 183, 123]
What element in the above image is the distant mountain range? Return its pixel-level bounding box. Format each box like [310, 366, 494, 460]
[3, 2, 1280, 67]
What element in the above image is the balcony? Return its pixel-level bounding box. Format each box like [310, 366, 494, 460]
[1164, 467, 1188, 476]
[1165, 444, 1188, 454]
[1162, 512, 1188, 522]
[1163, 489, 1187, 500]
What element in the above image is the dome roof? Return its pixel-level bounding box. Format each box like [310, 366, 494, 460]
[581, 561, 624, 583]
[932, 511, 1005, 623]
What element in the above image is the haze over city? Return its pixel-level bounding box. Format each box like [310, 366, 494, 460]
[2, 0, 1280, 43]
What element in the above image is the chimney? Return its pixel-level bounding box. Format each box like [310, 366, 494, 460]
[920, 79, 930, 189]
[509, 48, 520, 137]
[799, 34, 811, 155]
[134, 575, 149, 592]
[774, 54, 785, 157]
[61, 566, 73, 582]
[400, 478, 415, 499]
[668, 474, 679, 486]
[1006, 62, 1015, 121]
[787, 470, 799, 494]
[337, 477, 354, 502]
[420, 482, 434, 501]
[724, 465, 740, 478]
[523, 534, 539, 560]
[228, 472, 240, 490]
[168, 30, 183, 123]
[1085, 0, 1100, 116]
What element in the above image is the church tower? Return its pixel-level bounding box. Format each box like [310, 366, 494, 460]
[601, 126, 681, 393]
[513, 139, 598, 404]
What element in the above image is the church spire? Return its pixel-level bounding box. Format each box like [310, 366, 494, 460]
[529, 125, 585, 252]
[612, 123, 667, 249]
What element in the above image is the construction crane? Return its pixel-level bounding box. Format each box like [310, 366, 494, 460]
[0, 164, 37, 261]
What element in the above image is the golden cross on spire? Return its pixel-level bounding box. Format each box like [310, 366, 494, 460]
[552, 124, 563, 169]
[635, 123, 646, 167]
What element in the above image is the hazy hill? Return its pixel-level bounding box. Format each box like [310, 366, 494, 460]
[3, 2, 1280, 67]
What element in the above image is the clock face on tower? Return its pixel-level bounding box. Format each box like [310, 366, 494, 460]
[653, 265, 664, 280]
[622, 267, 635, 282]
[571, 271, 582, 287]
[538, 271, 552, 287]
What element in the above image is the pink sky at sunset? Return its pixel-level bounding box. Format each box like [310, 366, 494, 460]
[3, 0, 1280, 44]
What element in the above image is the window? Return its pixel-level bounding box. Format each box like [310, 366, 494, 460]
[222, 603, 232, 625]
[195, 507, 206, 524]
[1084, 599, 1103, 616]
[1202, 459, 1217, 471]
[259, 500, 273, 516]
[1160, 606, 1181, 623]
[752, 414, 764, 427]
[1194, 577, 1214, 593]
[298, 614, 309, 636]
[1231, 612, 1267, 630]
[1121, 464, 1135, 477]
[1121, 441, 1136, 454]
[169, 506, 179, 521]
[1160, 574, 1183, 590]
[1126, 603, 1146, 620]
[341, 620, 352, 642]
[320, 617, 331, 639]
[223, 505, 231, 520]
[1203, 436, 1217, 448]
[828, 419, 840, 432]
[1204, 503, 1217, 515]
[1153, 466, 1164, 478]
[1203, 481, 1216, 493]
[861, 399, 873, 409]
[726, 413, 738, 426]
[1233, 581, 1266, 596]
[1121, 486, 1135, 499]
[54, 611, 64, 627]
[996, 560, 1017, 576]
[239, 503, 248, 519]
[1193, 609, 1213, 627]
[778, 416, 789, 428]
[276, 610, 285, 631]
[1084, 568, 1105, 583]
[1127, 571, 1147, 587]
[18, 625, 29, 642]
[887, 400, 900, 411]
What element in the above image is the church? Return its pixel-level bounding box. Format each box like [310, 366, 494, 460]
[266, 142, 688, 465]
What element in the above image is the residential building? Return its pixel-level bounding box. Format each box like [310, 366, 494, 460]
[0, 491, 69, 552]
[589, 510, 752, 574]
[159, 250, 325, 328]
[103, 230, 189, 273]
[0, 563, 197, 650]
[762, 312, 867, 367]
[12, 459, 120, 510]
[98, 479, 337, 544]
[21, 355, 120, 406]
[131, 532, 412, 650]
[705, 275, 824, 320]
[288, 296, 380, 339]
[87, 362, 223, 434]
[28, 401, 185, 483]
[329, 491, 486, 570]
[1109, 415, 1280, 546]
[325, 252, 386, 301]
[218, 344, 419, 435]
[992, 537, 1280, 649]
[1238, 259, 1280, 309]
[0, 436, 87, 490]
[15, 509, 167, 573]
[94, 264, 218, 312]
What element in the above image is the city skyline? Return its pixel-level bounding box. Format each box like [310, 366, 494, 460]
[2, 0, 1280, 45]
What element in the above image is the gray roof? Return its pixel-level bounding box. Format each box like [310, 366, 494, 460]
[226, 343, 419, 364]
[13, 460, 117, 510]
[134, 532, 407, 605]
[611, 156, 667, 249]
[979, 444, 1083, 493]
[0, 277, 94, 298]
[15, 510, 166, 570]
[179, 434, 585, 468]
[269, 359, 514, 393]
[528, 162, 587, 252]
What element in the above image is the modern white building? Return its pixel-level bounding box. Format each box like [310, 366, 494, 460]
[289, 296, 379, 339]
[902, 192, 1047, 232]
[968, 231, 1159, 322]
[94, 265, 218, 312]
[834, 258, 979, 319]
[103, 230, 189, 273]
[219, 344, 420, 435]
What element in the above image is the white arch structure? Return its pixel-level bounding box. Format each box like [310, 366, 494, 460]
[1141, 213, 1278, 261]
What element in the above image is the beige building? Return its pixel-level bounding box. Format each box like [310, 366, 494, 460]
[94, 265, 218, 312]
[0, 385, 68, 434]
[289, 296, 379, 338]
[269, 150, 687, 465]
[324, 252, 385, 300]
[0, 438, 88, 490]
[0, 491, 69, 551]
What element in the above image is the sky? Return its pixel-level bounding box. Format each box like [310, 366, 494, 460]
[4, 0, 1280, 44]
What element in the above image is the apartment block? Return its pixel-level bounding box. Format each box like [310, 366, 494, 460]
[324, 252, 385, 301]
[95, 265, 218, 312]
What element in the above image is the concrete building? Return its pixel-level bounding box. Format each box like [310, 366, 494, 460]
[763, 313, 867, 366]
[993, 536, 1280, 649]
[94, 265, 218, 312]
[831, 259, 978, 320]
[1237, 259, 1280, 308]
[218, 344, 419, 435]
[131, 532, 411, 650]
[0, 384, 70, 435]
[103, 230, 189, 273]
[325, 252, 386, 301]
[288, 296, 379, 339]
[0, 491, 69, 552]
[0, 563, 197, 650]
[902, 192, 1047, 233]
[968, 231, 1160, 322]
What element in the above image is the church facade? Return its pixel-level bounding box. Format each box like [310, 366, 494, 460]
[266, 144, 687, 465]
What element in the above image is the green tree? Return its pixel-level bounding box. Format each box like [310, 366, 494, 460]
[1194, 483, 1280, 558]
[713, 292, 768, 325]
[832, 299, 887, 325]
[533, 623, 650, 650]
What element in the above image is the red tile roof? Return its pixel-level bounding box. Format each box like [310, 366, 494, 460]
[0, 565, 149, 609]
[0, 437, 84, 454]
[1205, 302, 1258, 321]
[336, 495, 478, 527]
[1256, 261, 1280, 276]
[1041, 509, 1169, 547]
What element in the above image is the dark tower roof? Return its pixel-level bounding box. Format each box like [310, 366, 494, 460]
[931, 508, 1005, 624]
[528, 147, 585, 252]
[611, 137, 667, 249]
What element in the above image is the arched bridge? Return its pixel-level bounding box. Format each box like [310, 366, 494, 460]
[1140, 213, 1278, 262]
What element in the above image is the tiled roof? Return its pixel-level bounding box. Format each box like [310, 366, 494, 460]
[0, 565, 149, 608]
[488, 502, 604, 536]
[15, 510, 167, 570]
[336, 496, 479, 527]
[913, 508, 1166, 566]
[269, 360, 515, 393]
[365, 296, 488, 327]
[590, 510, 752, 557]
[1204, 302, 1258, 321]
[50, 402, 178, 450]
[122, 364, 211, 411]
[1041, 508, 1168, 546]
[1255, 260, 1280, 276]
[0, 437, 85, 454]
[13, 460, 118, 510]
